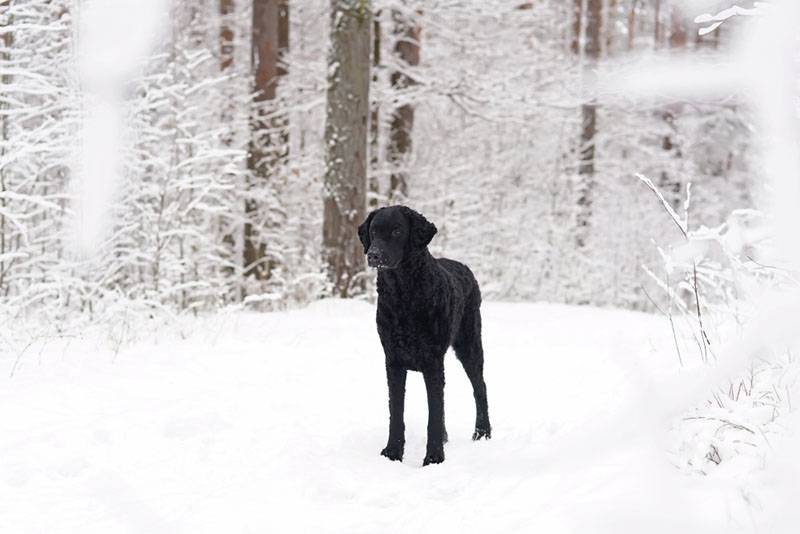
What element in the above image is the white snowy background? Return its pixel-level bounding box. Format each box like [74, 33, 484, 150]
[2, 0, 800, 532]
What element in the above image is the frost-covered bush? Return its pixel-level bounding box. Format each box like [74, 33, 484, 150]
[638, 174, 799, 473]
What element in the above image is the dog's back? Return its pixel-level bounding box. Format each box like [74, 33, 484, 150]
[436, 257, 481, 304]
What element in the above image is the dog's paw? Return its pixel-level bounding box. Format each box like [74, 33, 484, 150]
[472, 427, 491, 440]
[380, 446, 404, 462]
[422, 450, 445, 466]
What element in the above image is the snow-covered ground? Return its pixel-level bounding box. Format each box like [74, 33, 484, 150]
[1, 300, 796, 533]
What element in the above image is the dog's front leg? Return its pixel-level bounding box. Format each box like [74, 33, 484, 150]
[381, 362, 406, 461]
[422, 363, 446, 465]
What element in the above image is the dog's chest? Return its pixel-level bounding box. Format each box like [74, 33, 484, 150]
[377, 299, 451, 364]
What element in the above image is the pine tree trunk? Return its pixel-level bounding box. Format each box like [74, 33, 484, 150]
[669, 4, 687, 49]
[218, 0, 242, 296]
[245, 0, 285, 281]
[653, 0, 662, 49]
[626, 0, 638, 50]
[571, 0, 582, 56]
[0, 15, 11, 294]
[277, 0, 289, 153]
[387, 6, 420, 202]
[323, 0, 371, 298]
[278, 1, 289, 76]
[368, 10, 381, 209]
[576, 0, 601, 249]
[605, 0, 617, 53]
[220, 0, 235, 70]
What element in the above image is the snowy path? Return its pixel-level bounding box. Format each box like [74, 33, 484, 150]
[0, 301, 774, 532]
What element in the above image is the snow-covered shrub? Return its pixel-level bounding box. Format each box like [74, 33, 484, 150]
[638, 173, 799, 474]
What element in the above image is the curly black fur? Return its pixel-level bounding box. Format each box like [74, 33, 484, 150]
[358, 205, 491, 466]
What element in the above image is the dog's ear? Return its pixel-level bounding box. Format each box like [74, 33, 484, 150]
[357, 209, 377, 253]
[404, 207, 437, 249]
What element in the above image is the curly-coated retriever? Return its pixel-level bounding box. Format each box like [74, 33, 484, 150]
[358, 205, 491, 466]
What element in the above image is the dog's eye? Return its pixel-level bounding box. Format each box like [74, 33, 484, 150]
[392, 228, 401, 237]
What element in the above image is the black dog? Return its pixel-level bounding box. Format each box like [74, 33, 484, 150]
[358, 205, 491, 466]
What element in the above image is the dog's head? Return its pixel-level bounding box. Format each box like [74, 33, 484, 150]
[358, 206, 437, 270]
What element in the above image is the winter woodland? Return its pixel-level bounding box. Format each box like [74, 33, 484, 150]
[1, 0, 760, 318]
[3, 0, 800, 531]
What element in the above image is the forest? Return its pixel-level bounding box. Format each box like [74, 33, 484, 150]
[0, 0, 757, 321]
[3, 0, 800, 532]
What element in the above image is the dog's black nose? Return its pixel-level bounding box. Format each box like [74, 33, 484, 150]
[367, 251, 380, 266]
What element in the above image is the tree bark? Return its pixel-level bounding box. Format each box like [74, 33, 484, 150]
[605, 0, 617, 54]
[387, 6, 420, 202]
[654, 0, 662, 49]
[277, 0, 289, 154]
[218, 0, 244, 297]
[323, 0, 371, 297]
[278, 1, 289, 77]
[0, 14, 11, 293]
[576, 0, 601, 249]
[220, 0, 235, 71]
[571, 0, 582, 55]
[369, 10, 381, 209]
[626, 0, 638, 50]
[669, 4, 687, 49]
[243, 0, 280, 280]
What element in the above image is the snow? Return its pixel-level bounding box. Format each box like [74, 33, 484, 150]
[0, 300, 792, 533]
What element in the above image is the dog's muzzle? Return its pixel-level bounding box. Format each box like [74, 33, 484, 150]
[367, 250, 382, 268]
[367, 249, 394, 269]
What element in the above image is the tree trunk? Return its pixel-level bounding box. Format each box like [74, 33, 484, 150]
[669, 4, 687, 49]
[605, 0, 617, 54]
[220, 0, 235, 70]
[218, 0, 241, 295]
[653, 0, 662, 49]
[278, 1, 289, 77]
[245, 0, 287, 281]
[387, 6, 420, 202]
[277, 0, 289, 154]
[0, 15, 11, 293]
[626, 0, 638, 50]
[576, 0, 601, 249]
[323, 0, 371, 298]
[368, 10, 381, 209]
[571, 0, 582, 55]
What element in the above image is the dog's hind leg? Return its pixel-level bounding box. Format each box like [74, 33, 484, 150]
[453, 305, 491, 440]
